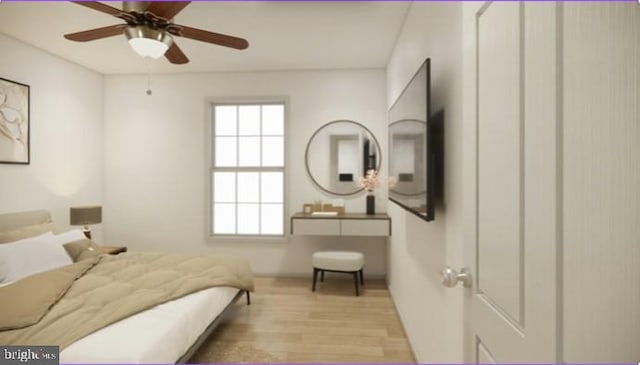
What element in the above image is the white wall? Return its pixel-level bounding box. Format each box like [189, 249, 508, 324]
[103, 69, 389, 276]
[385, 3, 464, 362]
[0, 34, 104, 237]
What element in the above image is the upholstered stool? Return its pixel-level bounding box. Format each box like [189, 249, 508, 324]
[312, 251, 364, 296]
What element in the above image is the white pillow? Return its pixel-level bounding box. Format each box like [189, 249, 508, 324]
[0, 232, 74, 283]
[0, 233, 49, 282]
[54, 229, 88, 246]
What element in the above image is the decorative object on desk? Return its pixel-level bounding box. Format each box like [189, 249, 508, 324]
[0, 77, 30, 165]
[311, 211, 338, 216]
[303, 204, 313, 214]
[366, 194, 375, 215]
[303, 202, 345, 215]
[312, 200, 323, 213]
[358, 169, 381, 215]
[358, 169, 381, 191]
[322, 204, 345, 215]
[69, 206, 102, 239]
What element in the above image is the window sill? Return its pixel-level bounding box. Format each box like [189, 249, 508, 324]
[206, 234, 290, 244]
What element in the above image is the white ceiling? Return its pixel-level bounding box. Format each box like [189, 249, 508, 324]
[0, 1, 410, 75]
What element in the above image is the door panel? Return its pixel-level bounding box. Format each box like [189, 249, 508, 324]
[470, 2, 559, 362]
[477, 340, 497, 364]
[477, 1, 523, 326]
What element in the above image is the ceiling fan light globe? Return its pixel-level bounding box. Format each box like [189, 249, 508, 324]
[125, 26, 173, 59]
[128, 38, 170, 59]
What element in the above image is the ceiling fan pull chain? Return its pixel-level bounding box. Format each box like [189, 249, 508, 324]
[146, 60, 153, 96]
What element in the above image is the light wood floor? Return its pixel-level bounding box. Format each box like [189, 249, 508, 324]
[191, 276, 416, 363]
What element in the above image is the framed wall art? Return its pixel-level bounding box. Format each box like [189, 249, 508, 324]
[0, 77, 30, 164]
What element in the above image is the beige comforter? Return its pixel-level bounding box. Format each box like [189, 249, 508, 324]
[0, 252, 253, 349]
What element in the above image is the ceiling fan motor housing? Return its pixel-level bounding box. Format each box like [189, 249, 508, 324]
[123, 2, 149, 14]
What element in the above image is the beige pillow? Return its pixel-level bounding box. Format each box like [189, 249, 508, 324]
[0, 222, 58, 243]
[63, 239, 102, 262]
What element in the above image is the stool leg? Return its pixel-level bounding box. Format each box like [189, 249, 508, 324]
[359, 269, 364, 286]
[312, 268, 318, 292]
[320, 270, 325, 282]
[246, 291, 251, 305]
[353, 272, 359, 296]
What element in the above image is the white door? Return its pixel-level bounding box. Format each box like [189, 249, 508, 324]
[462, 2, 560, 362]
[463, 2, 640, 362]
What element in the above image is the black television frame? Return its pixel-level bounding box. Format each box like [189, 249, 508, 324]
[388, 58, 434, 222]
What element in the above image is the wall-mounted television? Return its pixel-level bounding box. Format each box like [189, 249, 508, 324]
[388, 58, 435, 221]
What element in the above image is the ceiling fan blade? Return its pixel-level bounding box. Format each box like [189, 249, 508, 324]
[165, 43, 190, 65]
[146, 1, 191, 20]
[64, 25, 125, 42]
[70, 1, 124, 17]
[174, 25, 249, 50]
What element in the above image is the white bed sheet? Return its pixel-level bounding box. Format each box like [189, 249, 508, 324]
[60, 286, 240, 364]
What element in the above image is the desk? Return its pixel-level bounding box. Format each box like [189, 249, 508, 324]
[290, 212, 391, 236]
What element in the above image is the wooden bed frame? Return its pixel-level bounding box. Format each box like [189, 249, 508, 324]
[0, 209, 250, 364]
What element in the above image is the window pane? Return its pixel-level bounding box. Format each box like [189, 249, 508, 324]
[262, 136, 284, 167]
[213, 203, 235, 234]
[215, 137, 237, 167]
[213, 172, 235, 203]
[262, 105, 284, 136]
[211, 102, 285, 238]
[215, 105, 237, 136]
[261, 204, 283, 235]
[237, 172, 259, 203]
[237, 204, 260, 234]
[261, 172, 283, 203]
[238, 136, 260, 166]
[238, 105, 260, 136]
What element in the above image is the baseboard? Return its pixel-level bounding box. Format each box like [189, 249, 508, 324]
[387, 283, 421, 363]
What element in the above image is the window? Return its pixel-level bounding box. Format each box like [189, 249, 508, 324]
[210, 102, 285, 236]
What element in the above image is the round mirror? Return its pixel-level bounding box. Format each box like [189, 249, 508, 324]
[305, 120, 381, 196]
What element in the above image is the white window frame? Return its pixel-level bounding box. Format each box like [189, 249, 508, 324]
[206, 97, 289, 241]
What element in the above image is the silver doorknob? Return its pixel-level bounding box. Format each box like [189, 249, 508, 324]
[440, 267, 472, 288]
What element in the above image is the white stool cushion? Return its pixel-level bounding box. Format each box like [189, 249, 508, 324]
[312, 251, 364, 272]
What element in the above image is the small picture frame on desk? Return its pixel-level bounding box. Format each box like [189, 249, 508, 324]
[303, 204, 313, 214]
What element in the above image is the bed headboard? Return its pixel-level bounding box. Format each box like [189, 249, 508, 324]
[0, 210, 52, 232]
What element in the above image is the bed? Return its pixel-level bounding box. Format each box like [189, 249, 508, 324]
[0, 210, 253, 364]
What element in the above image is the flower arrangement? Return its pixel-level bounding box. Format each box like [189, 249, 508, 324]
[358, 169, 382, 192]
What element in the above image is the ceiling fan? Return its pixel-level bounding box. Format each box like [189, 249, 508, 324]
[64, 1, 249, 64]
